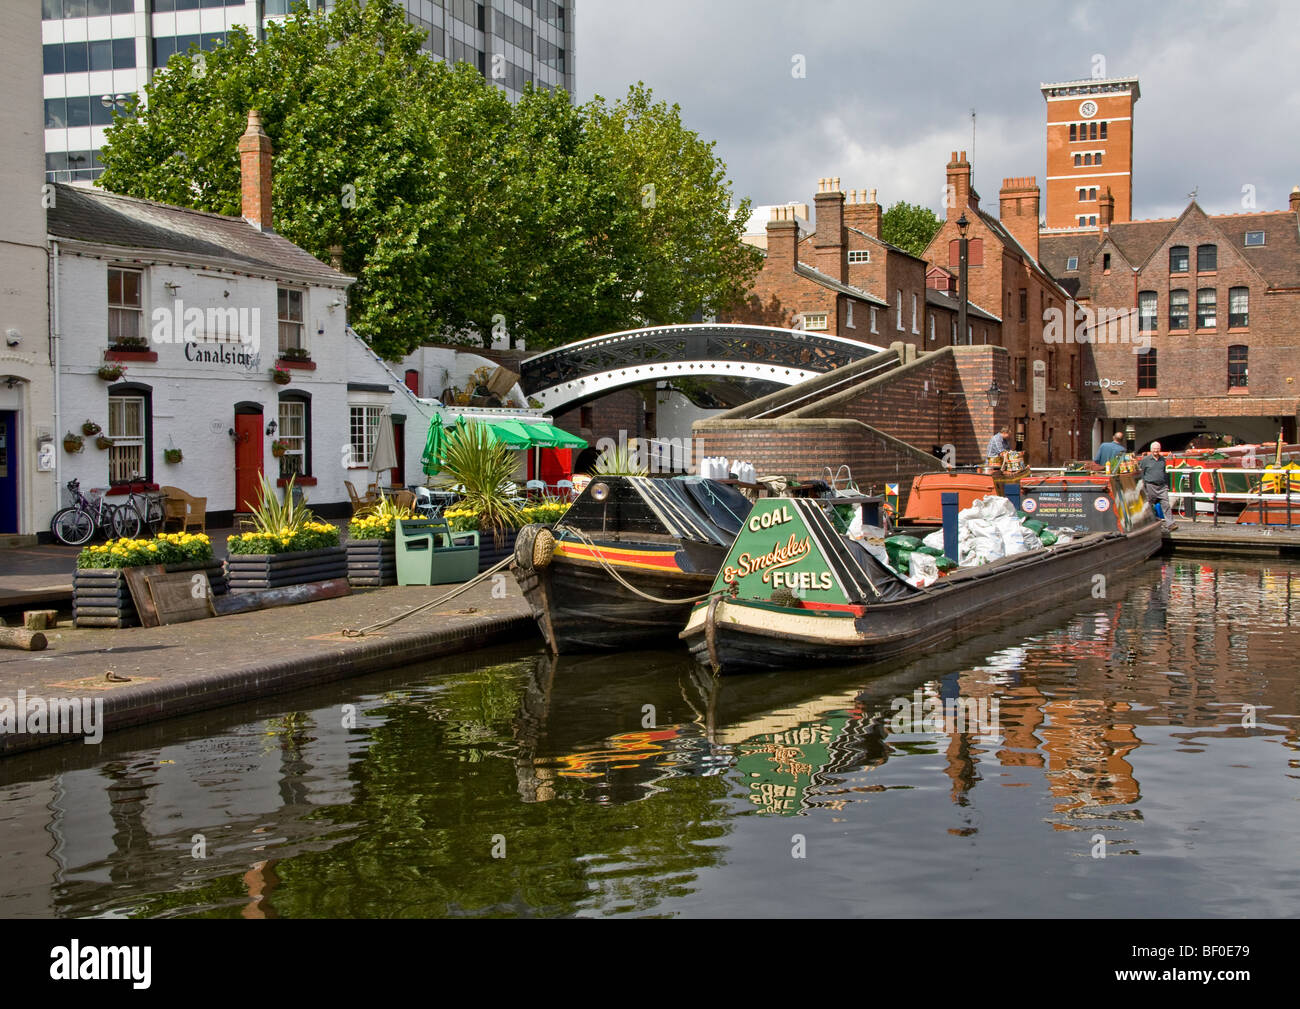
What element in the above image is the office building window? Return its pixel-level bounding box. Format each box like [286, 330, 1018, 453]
[1100, 121, 1107, 139]
[1069, 123, 1077, 141]
[1227, 346, 1248, 389]
[1169, 289, 1189, 330]
[1228, 287, 1249, 328]
[1169, 245, 1190, 273]
[1197, 244, 1217, 272]
[1197, 288, 1216, 329]
[1094, 152, 1102, 166]
[1137, 348, 1157, 391]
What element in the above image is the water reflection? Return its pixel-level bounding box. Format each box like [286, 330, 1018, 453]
[0, 557, 1296, 917]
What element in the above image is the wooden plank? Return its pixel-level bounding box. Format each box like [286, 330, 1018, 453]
[123, 564, 166, 628]
[145, 570, 217, 625]
[212, 577, 351, 616]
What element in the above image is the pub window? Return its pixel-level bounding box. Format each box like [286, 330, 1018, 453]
[349, 405, 383, 468]
[278, 395, 310, 478]
[107, 266, 142, 346]
[1197, 288, 1217, 329]
[1228, 345, 1248, 388]
[803, 312, 828, 331]
[1047, 348, 1057, 390]
[1228, 286, 1249, 328]
[1169, 289, 1189, 330]
[108, 394, 146, 484]
[1138, 290, 1158, 331]
[1197, 244, 1217, 272]
[1169, 245, 1190, 273]
[277, 287, 305, 353]
[1137, 348, 1157, 391]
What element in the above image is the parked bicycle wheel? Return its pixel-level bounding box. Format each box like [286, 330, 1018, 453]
[52, 507, 95, 546]
[144, 494, 166, 533]
[111, 502, 143, 540]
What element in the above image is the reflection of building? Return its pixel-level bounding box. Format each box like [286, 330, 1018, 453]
[40, 0, 576, 183]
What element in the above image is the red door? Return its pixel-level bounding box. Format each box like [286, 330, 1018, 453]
[234, 411, 264, 512]
[392, 421, 406, 488]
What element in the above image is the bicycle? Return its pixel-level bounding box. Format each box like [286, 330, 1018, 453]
[112, 476, 167, 538]
[50, 479, 129, 545]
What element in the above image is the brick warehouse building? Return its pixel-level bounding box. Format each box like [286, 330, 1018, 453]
[923, 152, 1081, 465]
[1041, 76, 1139, 230]
[1039, 191, 1300, 450]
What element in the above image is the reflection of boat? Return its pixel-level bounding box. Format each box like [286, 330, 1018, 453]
[680, 474, 1162, 674]
[511, 476, 753, 652]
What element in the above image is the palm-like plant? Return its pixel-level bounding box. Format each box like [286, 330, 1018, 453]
[593, 443, 649, 476]
[440, 422, 524, 547]
[247, 473, 316, 536]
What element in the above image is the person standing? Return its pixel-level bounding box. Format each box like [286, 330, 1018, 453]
[1137, 441, 1177, 530]
[1095, 431, 1127, 466]
[986, 426, 1012, 459]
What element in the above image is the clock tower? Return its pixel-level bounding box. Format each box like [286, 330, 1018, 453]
[1041, 76, 1139, 230]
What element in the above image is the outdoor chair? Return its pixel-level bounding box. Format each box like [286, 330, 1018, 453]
[392, 490, 417, 511]
[525, 479, 546, 499]
[160, 486, 207, 533]
[344, 480, 379, 515]
[555, 479, 575, 500]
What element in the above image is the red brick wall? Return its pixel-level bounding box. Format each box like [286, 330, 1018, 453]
[552, 388, 645, 446]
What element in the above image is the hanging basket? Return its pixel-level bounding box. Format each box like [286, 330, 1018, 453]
[97, 364, 126, 381]
[81, 420, 102, 437]
[63, 433, 84, 454]
[164, 448, 183, 464]
[95, 435, 115, 451]
[271, 367, 292, 385]
[270, 440, 288, 458]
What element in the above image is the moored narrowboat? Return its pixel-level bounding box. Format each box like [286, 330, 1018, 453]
[512, 475, 753, 653]
[679, 473, 1161, 674]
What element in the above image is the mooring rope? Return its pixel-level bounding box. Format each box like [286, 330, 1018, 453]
[341, 555, 514, 636]
[555, 523, 723, 605]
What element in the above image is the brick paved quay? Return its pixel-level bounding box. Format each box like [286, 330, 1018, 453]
[0, 578, 538, 757]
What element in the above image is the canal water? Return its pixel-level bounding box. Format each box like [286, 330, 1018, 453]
[1, 555, 1297, 918]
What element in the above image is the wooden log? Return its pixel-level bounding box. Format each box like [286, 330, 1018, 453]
[0, 627, 48, 651]
[213, 577, 351, 615]
[24, 610, 58, 630]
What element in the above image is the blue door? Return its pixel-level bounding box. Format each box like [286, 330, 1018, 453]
[0, 412, 16, 534]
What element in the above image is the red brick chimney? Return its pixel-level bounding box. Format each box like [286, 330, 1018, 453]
[1098, 187, 1115, 233]
[844, 187, 882, 237]
[813, 177, 846, 282]
[946, 151, 974, 218]
[238, 109, 274, 231]
[1291, 186, 1300, 214]
[998, 176, 1040, 260]
[765, 206, 799, 272]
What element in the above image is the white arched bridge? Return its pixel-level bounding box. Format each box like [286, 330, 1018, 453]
[520, 324, 885, 413]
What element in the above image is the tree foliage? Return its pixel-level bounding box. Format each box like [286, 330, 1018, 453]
[98, 0, 760, 358]
[880, 200, 942, 259]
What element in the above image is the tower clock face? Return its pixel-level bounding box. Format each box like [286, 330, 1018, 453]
[1079, 100, 1098, 118]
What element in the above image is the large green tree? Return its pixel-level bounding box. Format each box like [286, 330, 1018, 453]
[880, 200, 942, 259]
[98, 0, 759, 358]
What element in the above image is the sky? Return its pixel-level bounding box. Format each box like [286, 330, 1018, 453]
[574, 0, 1299, 224]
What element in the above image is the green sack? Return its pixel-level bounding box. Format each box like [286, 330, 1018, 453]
[885, 535, 924, 550]
[1038, 530, 1058, 547]
[933, 555, 957, 572]
[916, 545, 945, 557]
[1022, 518, 1046, 535]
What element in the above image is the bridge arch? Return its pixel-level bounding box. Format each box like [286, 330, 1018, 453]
[520, 323, 884, 413]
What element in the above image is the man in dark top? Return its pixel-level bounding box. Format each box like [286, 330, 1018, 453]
[1095, 431, 1127, 466]
[1137, 441, 1177, 530]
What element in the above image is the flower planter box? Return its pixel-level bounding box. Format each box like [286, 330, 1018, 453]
[347, 539, 397, 587]
[476, 528, 518, 574]
[225, 545, 348, 592]
[73, 561, 228, 628]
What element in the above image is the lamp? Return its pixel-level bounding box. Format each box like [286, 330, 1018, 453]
[227, 427, 236, 441]
[956, 213, 970, 347]
[265, 419, 277, 436]
[164, 281, 181, 294]
[986, 380, 1001, 408]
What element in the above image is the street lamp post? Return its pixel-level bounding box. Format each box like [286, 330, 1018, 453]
[956, 213, 969, 346]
